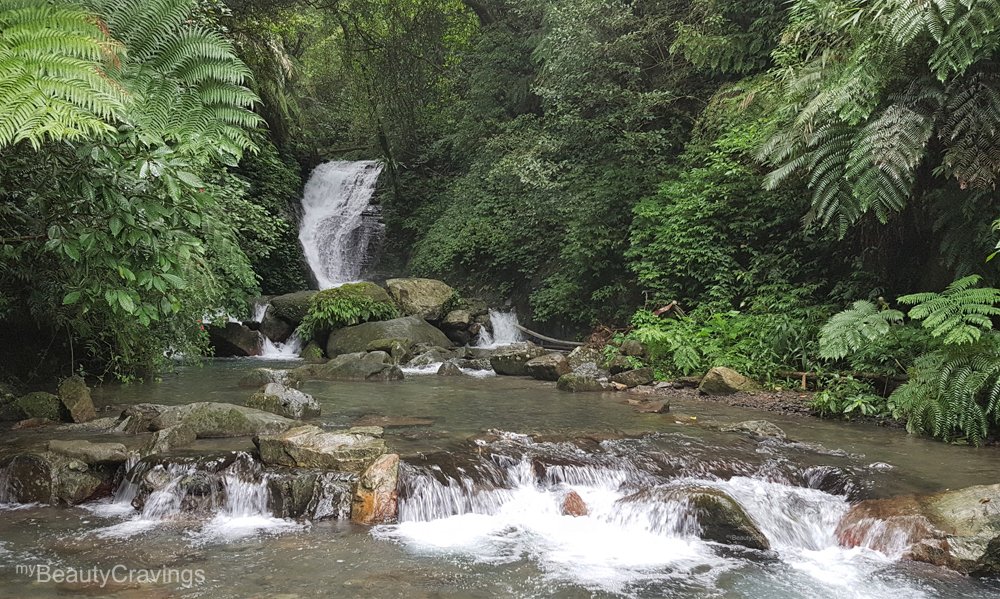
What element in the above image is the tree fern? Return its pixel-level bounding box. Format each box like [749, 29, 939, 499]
[898, 275, 1000, 345]
[0, 0, 124, 148]
[819, 300, 904, 360]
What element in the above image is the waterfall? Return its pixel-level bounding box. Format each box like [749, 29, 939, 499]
[298, 160, 385, 289]
[258, 333, 304, 360]
[476, 310, 524, 348]
[252, 300, 269, 323]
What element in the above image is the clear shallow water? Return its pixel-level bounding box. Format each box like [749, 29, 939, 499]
[1, 360, 999, 598]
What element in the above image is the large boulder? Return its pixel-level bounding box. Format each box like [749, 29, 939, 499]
[385, 278, 455, 321]
[15, 391, 62, 421]
[556, 372, 607, 393]
[115, 402, 297, 441]
[0, 453, 111, 505]
[326, 316, 451, 356]
[294, 351, 403, 382]
[268, 290, 317, 326]
[259, 310, 294, 343]
[611, 367, 654, 389]
[246, 383, 321, 419]
[620, 485, 770, 551]
[208, 322, 263, 357]
[366, 338, 412, 364]
[567, 346, 607, 371]
[490, 342, 548, 376]
[57, 375, 97, 423]
[254, 425, 387, 472]
[437, 361, 463, 376]
[525, 353, 571, 381]
[351, 453, 400, 525]
[837, 483, 1000, 575]
[699, 366, 758, 395]
[267, 468, 357, 520]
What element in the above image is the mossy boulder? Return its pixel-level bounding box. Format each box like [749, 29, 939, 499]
[57, 375, 96, 422]
[490, 342, 548, 376]
[254, 425, 387, 472]
[326, 316, 451, 356]
[294, 351, 404, 382]
[15, 392, 63, 421]
[238, 368, 293, 389]
[385, 278, 456, 321]
[610, 367, 654, 389]
[525, 353, 571, 381]
[556, 372, 607, 392]
[269, 290, 318, 325]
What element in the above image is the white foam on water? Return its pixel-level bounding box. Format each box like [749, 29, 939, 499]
[257, 333, 304, 361]
[401, 362, 496, 378]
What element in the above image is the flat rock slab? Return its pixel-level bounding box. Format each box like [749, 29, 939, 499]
[47, 440, 128, 465]
[255, 425, 387, 472]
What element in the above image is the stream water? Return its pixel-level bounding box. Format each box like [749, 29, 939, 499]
[2, 360, 1000, 597]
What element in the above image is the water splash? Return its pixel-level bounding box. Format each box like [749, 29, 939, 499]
[258, 333, 304, 361]
[476, 310, 524, 348]
[299, 160, 385, 289]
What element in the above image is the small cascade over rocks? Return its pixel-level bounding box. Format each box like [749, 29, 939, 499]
[476, 310, 524, 348]
[373, 431, 904, 593]
[299, 160, 385, 289]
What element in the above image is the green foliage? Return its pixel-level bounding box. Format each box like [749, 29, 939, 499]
[0, 0, 262, 380]
[811, 374, 887, 419]
[819, 300, 905, 360]
[898, 275, 1000, 345]
[297, 284, 398, 340]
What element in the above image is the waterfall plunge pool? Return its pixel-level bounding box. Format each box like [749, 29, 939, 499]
[2, 360, 1000, 598]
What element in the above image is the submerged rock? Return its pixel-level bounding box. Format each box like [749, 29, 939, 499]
[721, 420, 787, 440]
[208, 322, 264, 357]
[294, 351, 403, 382]
[525, 353, 571, 381]
[352, 453, 400, 525]
[699, 367, 758, 395]
[254, 425, 387, 472]
[57, 376, 96, 423]
[611, 367, 654, 389]
[385, 278, 456, 321]
[326, 316, 451, 356]
[246, 383, 321, 419]
[352, 415, 434, 428]
[490, 342, 548, 376]
[837, 483, 1000, 575]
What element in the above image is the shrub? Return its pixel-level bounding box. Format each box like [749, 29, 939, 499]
[297, 284, 398, 340]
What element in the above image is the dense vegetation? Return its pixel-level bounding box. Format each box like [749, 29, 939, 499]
[2, 0, 999, 442]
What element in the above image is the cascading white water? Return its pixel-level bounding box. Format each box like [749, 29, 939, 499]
[476, 310, 524, 348]
[252, 300, 269, 323]
[258, 333, 304, 360]
[298, 160, 385, 289]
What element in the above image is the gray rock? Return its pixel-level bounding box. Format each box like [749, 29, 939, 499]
[0, 453, 110, 505]
[407, 347, 456, 367]
[490, 342, 548, 376]
[259, 310, 294, 343]
[47, 440, 127, 465]
[208, 322, 263, 357]
[366, 338, 412, 364]
[437, 361, 464, 376]
[699, 366, 758, 395]
[115, 402, 297, 442]
[267, 468, 357, 520]
[525, 353, 571, 381]
[254, 425, 387, 472]
[567, 346, 607, 371]
[238, 368, 292, 389]
[611, 367, 655, 389]
[246, 383, 321, 419]
[326, 316, 451, 356]
[385, 278, 456, 321]
[557, 372, 607, 393]
[620, 339, 648, 358]
[441, 309, 472, 328]
[294, 351, 404, 382]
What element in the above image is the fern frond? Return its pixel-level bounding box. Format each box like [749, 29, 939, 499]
[899, 275, 1000, 345]
[819, 300, 905, 359]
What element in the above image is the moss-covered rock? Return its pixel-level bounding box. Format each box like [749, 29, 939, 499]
[269, 290, 318, 325]
[490, 342, 548, 376]
[246, 383, 321, 419]
[57, 375, 96, 423]
[385, 278, 456, 321]
[294, 351, 403, 382]
[326, 316, 451, 356]
[699, 367, 758, 394]
[15, 392, 63, 421]
[254, 425, 387, 472]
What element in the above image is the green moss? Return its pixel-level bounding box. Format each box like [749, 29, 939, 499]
[297, 283, 398, 340]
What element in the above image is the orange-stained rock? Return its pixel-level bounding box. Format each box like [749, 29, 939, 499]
[561, 490, 589, 517]
[351, 453, 400, 525]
